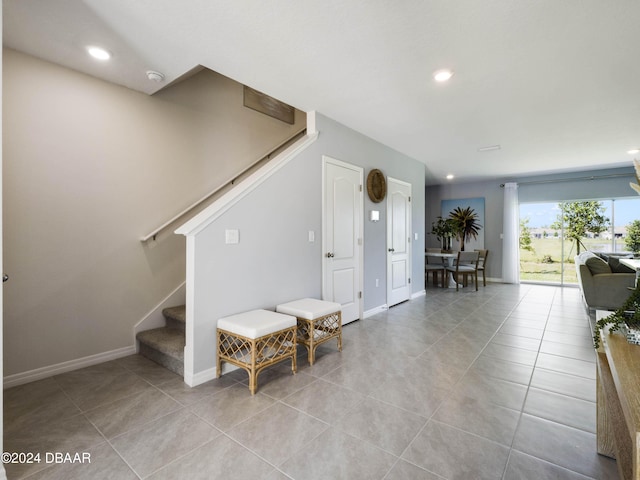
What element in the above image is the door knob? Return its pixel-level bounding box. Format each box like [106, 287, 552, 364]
[388, 248, 395, 252]
[326, 252, 335, 258]
[3, 274, 8, 283]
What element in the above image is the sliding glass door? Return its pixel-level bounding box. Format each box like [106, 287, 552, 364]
[519, 197, 640, 285]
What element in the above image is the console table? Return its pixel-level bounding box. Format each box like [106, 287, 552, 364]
[596, 310, 640, 480]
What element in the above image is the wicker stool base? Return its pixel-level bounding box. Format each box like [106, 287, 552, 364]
[216, 325, 297, 395]
[296, 311, 342, 365]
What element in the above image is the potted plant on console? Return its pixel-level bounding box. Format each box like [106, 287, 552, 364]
[593, 283, 640, 349]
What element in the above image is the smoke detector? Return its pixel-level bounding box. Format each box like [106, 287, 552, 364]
[146, 71, 165, 82]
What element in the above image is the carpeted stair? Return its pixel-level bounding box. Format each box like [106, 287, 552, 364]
[136, 305, 185, 376]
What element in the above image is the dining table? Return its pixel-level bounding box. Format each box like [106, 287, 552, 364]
[426, 252, 460, 288]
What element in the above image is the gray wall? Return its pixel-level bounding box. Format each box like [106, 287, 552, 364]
[189, 113, 426, 374]
[311, 115, 426, 310]
[426, 166, 636, 282]
[3, 49, 305, 376]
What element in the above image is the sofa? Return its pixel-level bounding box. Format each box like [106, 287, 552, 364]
[575, 251, 636, 311]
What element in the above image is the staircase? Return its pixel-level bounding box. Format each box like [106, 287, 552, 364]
[137, 305, 186, 376]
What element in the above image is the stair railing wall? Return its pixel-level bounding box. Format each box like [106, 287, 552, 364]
[141, 127, 307, 242]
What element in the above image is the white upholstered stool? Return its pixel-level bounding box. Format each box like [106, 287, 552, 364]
[276, 298, 342, 365]
[216, 309, 297, 394]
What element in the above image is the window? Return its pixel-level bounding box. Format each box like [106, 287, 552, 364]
[519, 197, 640, 285]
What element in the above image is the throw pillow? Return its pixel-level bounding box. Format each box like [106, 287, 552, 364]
[608, 257, 635, 273]
[585, 255, 612, 275]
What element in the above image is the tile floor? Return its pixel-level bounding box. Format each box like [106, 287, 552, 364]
[4, 283, 621, 479]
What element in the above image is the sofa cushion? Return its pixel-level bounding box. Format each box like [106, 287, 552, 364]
[585, 255, 612, 275]
[608, 256, 635, 273]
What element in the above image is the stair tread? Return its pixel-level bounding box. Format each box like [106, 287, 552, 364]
[162, 305, 186, 324]
[137, 327, 185, 360]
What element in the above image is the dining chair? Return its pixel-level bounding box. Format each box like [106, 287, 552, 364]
[445, 250, 480, 291]
[425, 249, 445, 287]
[474, 249, 489, 286]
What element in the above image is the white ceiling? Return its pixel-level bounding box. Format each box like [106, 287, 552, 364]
[4, 0, 640, 185]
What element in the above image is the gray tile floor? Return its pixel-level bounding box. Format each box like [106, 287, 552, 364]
[4, 283, 621, 479]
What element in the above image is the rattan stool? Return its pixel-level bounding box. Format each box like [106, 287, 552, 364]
[276, 298, 342, 365]
[216, 309, 297, 394]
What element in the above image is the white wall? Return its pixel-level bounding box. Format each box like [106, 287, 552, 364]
[185, 113, 426, 376]
[2, 49, 305, 377]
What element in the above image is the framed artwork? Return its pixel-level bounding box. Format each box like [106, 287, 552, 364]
[441, 197, 485, 251]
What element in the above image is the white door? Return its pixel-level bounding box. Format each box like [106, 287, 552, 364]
[323, 156, 363, 324]
[387, 177, 412, 307]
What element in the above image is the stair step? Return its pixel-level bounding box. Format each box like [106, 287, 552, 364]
[162, 305, 186, 331]
[137, 327, 185, 376]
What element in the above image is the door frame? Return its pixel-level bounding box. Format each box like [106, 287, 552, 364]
[321, 155, 364, 321]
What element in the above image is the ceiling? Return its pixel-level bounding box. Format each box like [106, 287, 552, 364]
[4, 0, 640, 185]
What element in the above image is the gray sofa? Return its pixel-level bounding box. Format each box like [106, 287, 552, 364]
[575, 251, 636, 310]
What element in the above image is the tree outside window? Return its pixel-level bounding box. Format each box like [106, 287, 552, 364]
[626, 220, 640, 254]
[551, 201, 609, 255]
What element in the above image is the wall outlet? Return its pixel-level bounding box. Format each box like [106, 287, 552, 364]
[375, 279, 379, 287]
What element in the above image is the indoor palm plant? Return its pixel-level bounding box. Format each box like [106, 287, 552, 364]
[449, 206, 482, 251]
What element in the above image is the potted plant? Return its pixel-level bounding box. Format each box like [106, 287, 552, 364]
[593, 283, 640, 349]
[431, 216, 459, 251]
[449, 206, 483, 251]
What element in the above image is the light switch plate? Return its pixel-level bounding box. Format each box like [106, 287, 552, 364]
[225, 229, 239, 244]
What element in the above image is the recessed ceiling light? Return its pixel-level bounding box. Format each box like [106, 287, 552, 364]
[628, 148, 640, 154]
[446, 174, 454, 180]
[87, 46, 111, 61]
[433, 69, 454, 82]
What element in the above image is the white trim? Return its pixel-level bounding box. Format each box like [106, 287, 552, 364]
[183, 235, 196, 386]
[134, 282, 186, 337]
[184, 364, 217, 387]
[3, 345, 136, 389]
[411, 290, 426, 299]
[364, 304, 388, 318]
[175, 131, 318, 237]
[184, 362, 242, 387]
[306, 111, 317, 134]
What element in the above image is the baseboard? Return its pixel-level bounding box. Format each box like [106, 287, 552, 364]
[411, 290, 426, 299]
[3, 345, 136, 389]
[364, 304, 388, 318]
[184, 365, 216, 387]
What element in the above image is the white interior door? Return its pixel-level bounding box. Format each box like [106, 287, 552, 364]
[387, 177, 412, 307]
[323, 156, 363, 324]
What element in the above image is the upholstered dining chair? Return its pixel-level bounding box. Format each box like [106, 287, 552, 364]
[425, 248, 445, 288]
[445, 250, 480, 291]
[474, 249, 489, 286]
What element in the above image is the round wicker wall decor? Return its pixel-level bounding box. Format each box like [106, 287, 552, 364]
[366, 169, 387, 203]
